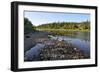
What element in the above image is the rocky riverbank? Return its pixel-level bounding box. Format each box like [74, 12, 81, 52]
[39, 39, 89, 61]
[24, 31, 50, 53]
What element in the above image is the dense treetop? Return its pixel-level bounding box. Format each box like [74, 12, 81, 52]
[24, 18, 36, 33]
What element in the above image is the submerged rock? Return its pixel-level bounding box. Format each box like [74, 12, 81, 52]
[25, 43, 45, 61]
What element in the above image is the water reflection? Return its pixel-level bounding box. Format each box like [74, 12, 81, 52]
[56, 31, 90, 55]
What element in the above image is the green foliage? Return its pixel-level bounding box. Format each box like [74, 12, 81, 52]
[24, 18, 36, 33]
[36, 21, 90, 31]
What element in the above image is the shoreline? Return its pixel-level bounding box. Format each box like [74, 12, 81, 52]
[36, 29, 90, 32]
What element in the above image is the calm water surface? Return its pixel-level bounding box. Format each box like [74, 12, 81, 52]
[57, 31, 90, 55]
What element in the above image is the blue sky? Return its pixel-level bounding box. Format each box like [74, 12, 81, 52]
[24, 11, 90, 26]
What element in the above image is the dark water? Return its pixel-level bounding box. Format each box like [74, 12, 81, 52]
[25, 43, 45, 61]
[56, 31, 90, 55]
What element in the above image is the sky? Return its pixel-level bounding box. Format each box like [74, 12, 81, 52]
[24, 11, 90, 26]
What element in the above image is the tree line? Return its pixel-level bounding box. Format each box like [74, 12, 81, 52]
[24, 18, 36, 34]
[37, 21, 90, 31]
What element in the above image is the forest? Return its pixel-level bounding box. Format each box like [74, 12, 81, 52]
[24, 18, 36, 34]
[24, 17, 90, 34]
[36, 21, 90, 31]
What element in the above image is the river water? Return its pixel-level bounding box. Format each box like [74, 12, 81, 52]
[25, 31, 90, 61]
[56, 31, 90, 55]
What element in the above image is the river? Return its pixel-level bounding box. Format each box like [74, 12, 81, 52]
[25, 31, 90, 61]
[55, 31, 90, 55]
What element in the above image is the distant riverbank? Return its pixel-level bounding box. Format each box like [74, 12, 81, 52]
[37, 29, 90, 32]
[36, 29, 90, 36]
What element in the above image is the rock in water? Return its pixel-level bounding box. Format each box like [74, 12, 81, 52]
[74, 48, 77, 50]
[25, 43, 45, 61]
